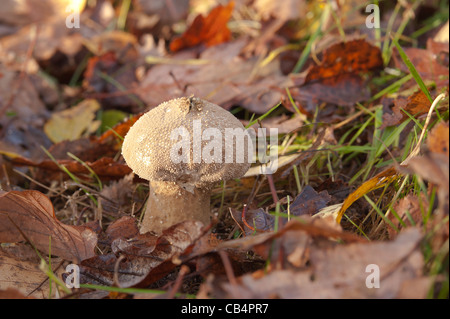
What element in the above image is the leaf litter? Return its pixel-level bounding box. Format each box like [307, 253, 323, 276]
[0, 0, 448, 299]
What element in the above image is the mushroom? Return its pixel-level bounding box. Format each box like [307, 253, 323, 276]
[121, 96, 251, 234]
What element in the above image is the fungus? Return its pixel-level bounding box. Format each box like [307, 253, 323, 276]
[121, 96, 251, 234]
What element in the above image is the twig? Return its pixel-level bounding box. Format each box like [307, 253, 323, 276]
[166, 265, 190, 299]
[218, 250, 243, 298]
[218, 250, 237, 286]
[113, 254, 127, 288]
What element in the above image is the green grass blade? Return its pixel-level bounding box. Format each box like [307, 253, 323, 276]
[392, 37, 433, 103]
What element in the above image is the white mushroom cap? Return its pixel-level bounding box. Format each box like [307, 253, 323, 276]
[121, 97, 251, 190]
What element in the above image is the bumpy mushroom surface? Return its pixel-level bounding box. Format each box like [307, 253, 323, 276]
[122, 96, 251, 234]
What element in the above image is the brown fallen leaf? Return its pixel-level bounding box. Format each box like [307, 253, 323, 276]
[230, 186, 331, 235]
[0, 288, 32, 299]
[393, 46, 449, 84]
[100, 174, 135, 216]
[105, 216, 140, 244]
[388, 193, 428, 239]
[289, 185, 332, 217]
[253, 0, 306, 21]
[381, 90, 432, 129]
[195, 218, 351, 291]
[290, 73, 371, 113]
[427, 121, 449, 156]
[140, 37, 285, 114]
[221, 228, 428, 298]
[11, 156, 132, 181]
[82, 30, 139, 64]
[0, 243, 67, 298]
[0, 190, 97, 263]
[83, 52, 141, 110]
[0, 64, 51, 160]
[407, 152, 449, 216]
[169, 1, 234, 52]
[305, 39, 383, 83]
[95, 112, 143, 147]
[288, 39, 383, 114]
[78, 221, 205, 288]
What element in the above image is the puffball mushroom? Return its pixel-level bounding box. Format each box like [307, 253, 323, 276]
[121, 96, 251, 234]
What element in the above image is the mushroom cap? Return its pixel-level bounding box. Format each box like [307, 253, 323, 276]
[121, 97, 251, 189]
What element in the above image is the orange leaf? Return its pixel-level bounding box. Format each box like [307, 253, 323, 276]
[336, 167, 401, 224]
[169, 1, 234, 52]
[96, 112, 143, 145]
[305, 39, 383, 83]
[381, 90, 431, 129]
[0, 190, 97, 262]
[11, 156, 132, 180]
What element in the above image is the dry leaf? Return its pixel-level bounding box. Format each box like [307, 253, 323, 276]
[11, 156, 132, 181]
[221, 228, 426, 298]
[427, 121, 449, 156]
[44, 99, 101, 143]
[0, 190, 97, 263]
[289, 39, 383, 114]
[169, 1, 234, 52]
[0, 248, 65, 298]
[78, 221, 205, 288]
[305, 39, 383, 83]
[382, 90, 431, 129]
[253, 0, 306, 21]
[388, 194, 428, 238]
[336, 167, 401, 224]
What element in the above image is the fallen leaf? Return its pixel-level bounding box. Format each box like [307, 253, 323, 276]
[336, 167, 402, 224]
[46, 137, 114, 162]
[288, 39, 382, 114]
[427, 121, 449, 156]
[433, 20, 449, 43]
[0, 64, 51, 160]
[105, 216, 139, 243]
[289, 185, 332, 217]
[381, 90, 431, 129]
[221, 228, 427, 298]
[169, 1, 234, 52]
[393, 46, 449, 83]
[0, 288, 32, 299]
[100, 174, 135, 215]
[0, 243, 67, 298]
[406, 152, 449, 216]
[0, 190, 98, 262]
[82, 30, 139, 64]
[0, 0, 86, 28]
[290, 73, 371, 113]
[11, 156, 132, 181]
[44, 99, 101, 143]
[388, 194, 428, 238]
[230, 186, 331, 235]
[134, 0, 190, 26]
[95, 112, 143, 147]
[78, 221, 205, 288]
[305, 39, 383, 83]
[83, 52, 141, 110]
[140, 38, 285, 113]
[253, 0, 306, 21]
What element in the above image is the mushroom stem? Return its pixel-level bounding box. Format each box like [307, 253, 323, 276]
[140, 180, 211, 234]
